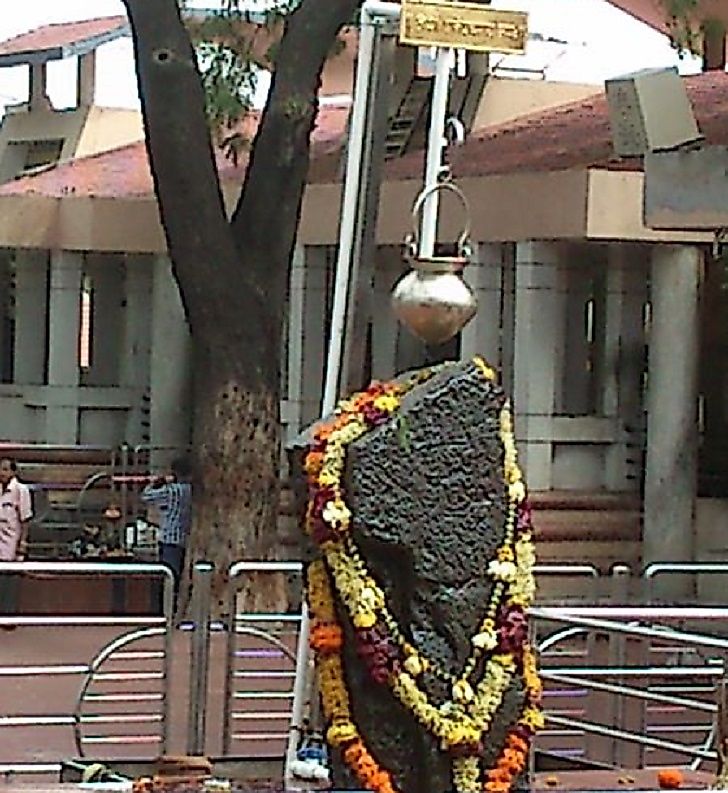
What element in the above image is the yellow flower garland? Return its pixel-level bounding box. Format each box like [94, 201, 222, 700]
[304, 359, 543, 793]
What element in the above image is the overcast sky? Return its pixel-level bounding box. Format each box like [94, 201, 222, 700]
[0, 0, 702, 113]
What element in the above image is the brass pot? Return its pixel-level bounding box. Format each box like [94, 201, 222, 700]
[392, 256, 476, 345]
[392, 180, 477, 344]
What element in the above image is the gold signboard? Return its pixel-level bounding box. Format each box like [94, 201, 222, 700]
[399, 0, 528, 54]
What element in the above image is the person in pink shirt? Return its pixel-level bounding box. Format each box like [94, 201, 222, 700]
[0, 458, 33, 631]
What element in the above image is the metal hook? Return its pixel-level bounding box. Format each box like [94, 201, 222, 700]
[408, 180, 472, 259]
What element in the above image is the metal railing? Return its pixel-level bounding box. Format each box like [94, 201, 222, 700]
[531, 605, 728, 770]
[223, 561, 304, 763]
[0, 561, 174, 776]
[6, 558, 728, 778]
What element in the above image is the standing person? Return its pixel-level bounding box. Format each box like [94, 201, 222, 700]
[141, 456, 192, 604]
[0, 457, 33, 631]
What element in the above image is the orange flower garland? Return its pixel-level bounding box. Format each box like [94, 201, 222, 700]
[308, 560, 399, 793]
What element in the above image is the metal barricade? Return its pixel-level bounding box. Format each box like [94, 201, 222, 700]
[531, 605, 728, 770]
[187, 561, 214, 756]
[223, 562, 304, 761]
[644, 562, 728, 605]
[533, 564, 601, 604]
[0, 561, 174, 777]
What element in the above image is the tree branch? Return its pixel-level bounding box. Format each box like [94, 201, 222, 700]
[230, 0, 363, 321]
[122, 0, 241, 336]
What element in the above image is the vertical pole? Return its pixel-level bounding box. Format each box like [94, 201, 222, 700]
[285, 601, 312, 788]
[419, 48, 452, 258]
[187, 561, 213, 756]
[222, 569, 239, 756]
[160, 565, 175, 754]
[341, 30, 396, 395]
[321, 14, 378, 416]
[643, 245, 700, 599]
[289, 6, 400, 785]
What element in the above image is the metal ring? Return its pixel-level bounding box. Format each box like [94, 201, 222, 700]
[409, 180, 472, 256]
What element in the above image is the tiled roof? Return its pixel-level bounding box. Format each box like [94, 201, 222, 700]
[0, 16, 129, 65]
[312, 70, 728, 184]
[0, 105, 351, 199]
[5, 71, 728, 198]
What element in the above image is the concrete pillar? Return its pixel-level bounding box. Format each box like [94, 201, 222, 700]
[500, 245, 516, 396]
[461, 243, 504, 371]
[77, 52, 96, 108]
[643, 245, 701, 589]
[83, 254, 123, 387]
[601, 246, 648, 492]
[285, 245, 306, 443]
[149, 257, 192, 465]
[371, 247, 403, 381]
[13, 251, 48, 386]
[29, 63, 49, 111]
[121, 256, 153, 444]
[46, 251, 83, 443]
[560, 260, 594, 414]
[287, 246, 328, 432]
[513, 242, 567, 490]
[0, 253, 12, 382]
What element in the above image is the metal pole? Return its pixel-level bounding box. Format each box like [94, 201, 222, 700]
[290, 0, 451, 784]
[284, 600, 312, 788]
[419, 48, 452, 258]
[187, 561, 213, 756]
[321, 11, 378, 416]
[160, 565, 175, 754]
[288, 5, 395, 784]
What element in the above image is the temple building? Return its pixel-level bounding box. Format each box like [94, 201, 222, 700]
[0, 7, 723, 575]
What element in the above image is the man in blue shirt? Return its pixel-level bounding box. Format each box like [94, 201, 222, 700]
[141, 456, 192, 601]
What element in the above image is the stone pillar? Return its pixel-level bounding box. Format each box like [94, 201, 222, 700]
[371, 247, 403, 381]
[461, 243, 504, 370]
[46, 251, 83, 444]
[149, 256, 191, 467]
[643, 245, 701, 589]
[13, 251, 48, 386]
[601, 245, 647, 492]
[121, 256, 153, 445]
[286, 246, 328, 434]
[513, 242, 566, 490]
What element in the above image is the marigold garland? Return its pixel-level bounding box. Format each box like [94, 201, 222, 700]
[304, 359, 543, 793]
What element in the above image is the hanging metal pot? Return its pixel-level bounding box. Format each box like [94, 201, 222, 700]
[392, 180, 477, 345]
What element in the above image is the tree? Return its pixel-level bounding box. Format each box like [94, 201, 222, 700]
[120, 0, 362, 612]
[662, 0, 726, 68]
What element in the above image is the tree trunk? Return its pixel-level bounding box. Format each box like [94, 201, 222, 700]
[122, 0, 363, 615]
[703, 20, 726, 71]
[183, 346, 282, 616]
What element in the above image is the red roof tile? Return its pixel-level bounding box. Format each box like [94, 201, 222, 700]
[373, 70, 728, 183]
[6, 70, 728, 199]
[0, 16, 129, 64]
[0, 105, 351, 199]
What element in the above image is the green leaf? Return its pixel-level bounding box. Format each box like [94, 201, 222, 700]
[186, 1, 298, 148]
[395, 414, 411, 453]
